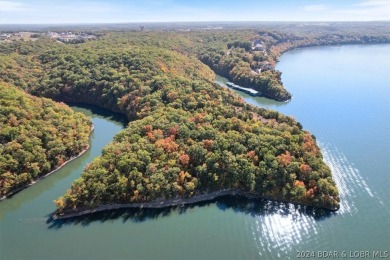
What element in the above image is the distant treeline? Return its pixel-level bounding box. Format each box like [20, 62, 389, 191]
[2, 24, 386, 210]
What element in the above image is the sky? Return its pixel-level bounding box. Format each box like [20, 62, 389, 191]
[0, 0, 389, 24]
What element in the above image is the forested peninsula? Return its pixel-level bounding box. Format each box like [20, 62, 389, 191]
[0, 84, 92, 198]
[1, 23, 389, 216]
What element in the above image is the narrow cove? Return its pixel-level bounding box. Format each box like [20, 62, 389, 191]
[0, 44, 389, 259]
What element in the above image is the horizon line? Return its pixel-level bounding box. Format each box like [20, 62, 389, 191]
[1, 20, 390, 26]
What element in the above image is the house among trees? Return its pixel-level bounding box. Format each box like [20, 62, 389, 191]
[259, 61, 273, 71]
[252, 39, 266, 52]
[47, 31, 97, 44]
[255, 61, 273, 73]
[0, 33, 11, 40]
[254, 43, 265, 51]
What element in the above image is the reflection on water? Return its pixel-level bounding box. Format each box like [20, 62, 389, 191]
[68, 102, 128, 126]
[0, 147, 93, 220]
[246, 140, 385, 258]
[214, 75, 289, 109]
[0, 104, 127, 221]
[47, 197, 328, 224]
[251, 207, 319, 257]
[45, 192, 337, 259]
[45, 67, 387, 258]
[1, 45, 389, 260]
[319, 141, 384, 215]
[214, 45, 390, 258]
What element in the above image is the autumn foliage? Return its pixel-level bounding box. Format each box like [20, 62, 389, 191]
[0, 30, 342, 211]
[0, 84, 92, 197]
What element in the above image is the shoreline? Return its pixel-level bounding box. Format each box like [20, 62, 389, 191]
[0, 124, 94, 201]
[52, 188, 339, 220]
[214, 76, 292, 103]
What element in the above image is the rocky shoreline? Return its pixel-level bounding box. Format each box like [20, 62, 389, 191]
[52, 188, 339, 220]
[0, 125, 94, 201]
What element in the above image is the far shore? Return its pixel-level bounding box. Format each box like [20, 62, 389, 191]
[52, 188, 339, 220]
[0, 125, 94, 201]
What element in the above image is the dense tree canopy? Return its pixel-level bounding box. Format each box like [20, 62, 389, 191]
[2, 25, 384, 210]
[57, 106, 339, 211]
[0, 84, 92, 197]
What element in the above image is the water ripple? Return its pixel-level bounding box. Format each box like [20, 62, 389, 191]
[249, 141, 384, 258]
[250, 204, 318, 259]
[318, 141, 383, 215]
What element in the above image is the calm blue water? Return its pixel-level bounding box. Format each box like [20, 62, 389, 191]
[215, 44, 390, 257]
[0, 45, 389, 259]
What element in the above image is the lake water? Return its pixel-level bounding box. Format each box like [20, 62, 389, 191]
[1, 45, 389, 259]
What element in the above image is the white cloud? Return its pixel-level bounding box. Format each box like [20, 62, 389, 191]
[300, 1, 390, 21]
[1, 0, 390, 24]
[0, 1, 27, 11]
[303, 4, 328, 12]
[335, 0, 390, 21]
[357, 0, 390, 7]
